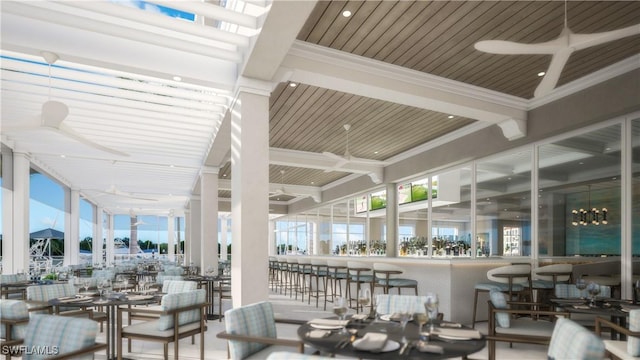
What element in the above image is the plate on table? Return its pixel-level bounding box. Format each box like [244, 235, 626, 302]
[309, 324, 344, 330]
[352, 339, 400, 352]
[551, 298, 586, 304]
[379, 314, 396, 322]
[438, 334, 472, 341]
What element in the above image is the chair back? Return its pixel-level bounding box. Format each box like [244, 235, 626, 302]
[162, 280, 197, 293]
[1, 274, 28, 284]
[0, 300, 29, 340]
[554, 283, 611, 298]
[547, 317, 604, 360]
[156, 289, 206, 330]
[533, 264, 572, 282]
[26, 283, 76, 302]
[23, 314, 99, 360]
[347, 261, 372, 276]
[375, 294, 428, 315]
[628, 309, 640, 356]
[373, 263, 404, 280]
[486, 264, 531, 285]
[224, 301, 277, 360]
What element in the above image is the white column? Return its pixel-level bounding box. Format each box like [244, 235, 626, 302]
[183, 209, 191, 266]
[220, 216, 229, 261]
[10, 152, 30, 273]
[1, 148, 14, 273]
[201, 167, 219, 275]
[231, 83, 270, 306]
[105, 214, 115, 267]
[385, 182, 398, 257]
[189, 198, 202, 268]
[93, 207, 104, 265]
[167, 212, 175, 261]
[65, 189, 80, 265]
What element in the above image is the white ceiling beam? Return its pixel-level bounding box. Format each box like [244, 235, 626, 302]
[147, 0, 259, 29]
[217, 178, 321, 203]
[280, 41, 529, 141]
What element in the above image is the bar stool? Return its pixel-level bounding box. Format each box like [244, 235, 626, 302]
[346, 261, 374, 314]
[276, 257, 289, 294]
[309, 259, 329, 309]
[268, 256, 279, 291]
[325, 259, 348, 310]
[286, 257, 300, 298]
[472, 264, 532, 328]
[372, 262, 418, 295]
[296, 257, 312, 302]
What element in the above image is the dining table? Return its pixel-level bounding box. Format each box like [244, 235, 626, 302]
[49, 292, 162, 360]
[551, 297, 632, 340]
[297, 316, 485, 359]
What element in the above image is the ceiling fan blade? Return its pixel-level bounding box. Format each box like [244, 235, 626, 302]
[474, 37, 563, 55]
[113, 189, 158, 201]
[571, 24, 640, 51]
[348, 156, 387, 165]
[534, 47, 574, 98]
[58, 123, 129, 157]
[41, 100, 69, 128]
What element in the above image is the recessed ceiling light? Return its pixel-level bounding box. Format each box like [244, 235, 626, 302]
[311, 182, 315, 185]
[447, 115, 454, 119]
[537, 71, 546, 77]
[342, 10, 352, 17]
[173, 76, 182, 81]
[374, 151, 379, 154]
[579, 161, 584, 165]
[223, 174, 227, 177]
[60, 154, 66, 158]
[289, 82, 297, 87]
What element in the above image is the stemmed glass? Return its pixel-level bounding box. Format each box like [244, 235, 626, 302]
[357, 288, 371, 315]
[397, 311, 412, 331]
[425, 293, 439, 332]
[82, 278, 90, 294]
[98, 279, 109, 301]
[587, 282, 601, 307]
[139, 278, 147, 293]
[333, 297, 348, 333]
[414, 312, 428, 334]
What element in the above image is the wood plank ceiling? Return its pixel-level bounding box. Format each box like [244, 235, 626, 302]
[231, 0, 639, 201]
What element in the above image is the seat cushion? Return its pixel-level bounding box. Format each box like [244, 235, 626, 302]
[606, 340, 640, 360]
[24, 314, 98, 360]
[378, 278, 417, 287]
[475, 282, 523, 292]
[495, 318, 555, 337]
[628, 309, 640, 356]
[225, 301, 277, 360]
[548, 317, 604, 360]
[0, 300, 28, 340]
[489, 289, 510, 328]
[123, 318, 202, 338]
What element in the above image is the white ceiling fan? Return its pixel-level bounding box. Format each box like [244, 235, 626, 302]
[270, 170, 297, 199]
[3, 51, 128, 157]
[322, 124, 387, 172]
[130, 210, 149, 226]
[474, 1, 640, 98]
[92, 184, 159, 202]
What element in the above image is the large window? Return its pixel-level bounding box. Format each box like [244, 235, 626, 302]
[538, 124, 621, 256]
[29, 171, 65, 268]
[79, 198, 94, 265]
[634, 119, 640, 256]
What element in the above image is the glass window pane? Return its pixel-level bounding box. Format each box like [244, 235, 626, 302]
[538, 124, 621, 257]
[30, 171, 65, 269]
[632, 119, 640, 256]
[433, 167, 472, 257]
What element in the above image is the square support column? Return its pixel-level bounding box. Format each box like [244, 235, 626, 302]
[201, 167, 219, 275]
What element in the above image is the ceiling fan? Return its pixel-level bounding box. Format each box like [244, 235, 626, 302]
[322, 124, 387, 172]
[91, 184, 158, 202]
[130, 210, 149, 226]
[270, 170, 297, 200]
[3, 51, 128, 157]
[474, 1, 640, 98]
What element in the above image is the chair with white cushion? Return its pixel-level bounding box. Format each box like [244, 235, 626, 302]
[216, 301, 304, 360]
[0, 300, 29, 360]
[10, 314, 106, 360]
[596, 309, 640, 360]
[117, 288, 208, 360]
[548, 317, 604, 360]
[472, 264, 532, 328]
[486, 289, 569, 360]
[375, 294, 429, 315]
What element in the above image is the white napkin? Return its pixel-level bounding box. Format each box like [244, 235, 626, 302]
[307, 330, 330, 339]
[433, 327, 482, 339]
[127, 295, 154, 301]
[59, 296, 92, 303]
[352, 332, 387, 351]
[309, 318, 349, 326]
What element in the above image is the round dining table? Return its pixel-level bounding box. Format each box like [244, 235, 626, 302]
[297, 316, 485, 359]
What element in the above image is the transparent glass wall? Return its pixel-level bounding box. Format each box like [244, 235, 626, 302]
[79, 198, 94, 264]
[538, 124, 621, 257]
[398, 179, 427, 257]
[476, 150, 532, 257]
[332, 200, 350, 255]
[433, 167, 473, 257]
[29, 171, 65, 269]
[317, 207, 332, 255]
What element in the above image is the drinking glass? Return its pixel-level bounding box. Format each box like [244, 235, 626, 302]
[414, 312, 428, 333]
[139, 278, 147, 293]
[397, 312, 412, 331]
[357, 288, 371, 313]
[122, 277, 129, 292]
[587, 282, 601, 307]
[576, 277, 587, 299]
[424, 293, 439, 331]
[333, 297, 348, 320]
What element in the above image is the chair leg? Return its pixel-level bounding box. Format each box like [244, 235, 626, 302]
[472, 289, 479, 328]
[164, 343, 168, 360]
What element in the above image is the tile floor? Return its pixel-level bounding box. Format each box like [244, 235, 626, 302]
[88, 291, 549, 360]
